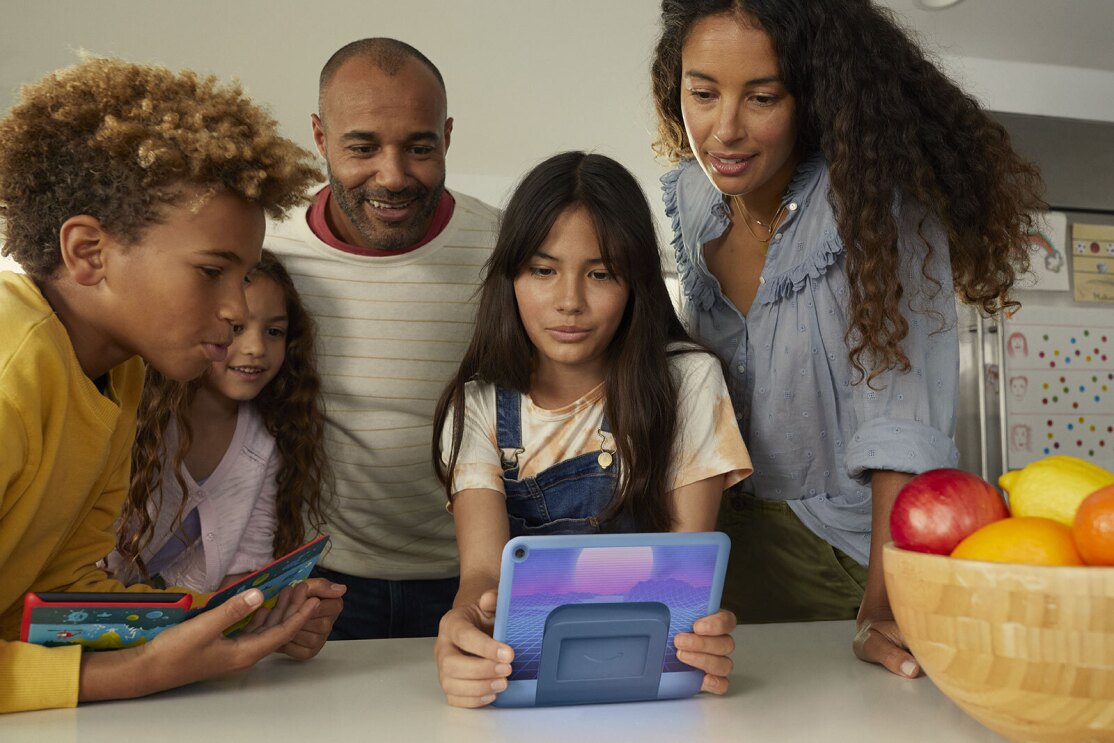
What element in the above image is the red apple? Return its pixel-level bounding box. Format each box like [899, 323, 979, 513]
[890, 469, 1009, 555]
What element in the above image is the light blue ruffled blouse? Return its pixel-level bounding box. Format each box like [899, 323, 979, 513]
[662, 155, 960, 565]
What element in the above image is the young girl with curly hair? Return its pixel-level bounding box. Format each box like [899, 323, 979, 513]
[0, 57, 343, 713]
[106, 250, 327, 593]
[650, 0, 1044, 678]
[431, 151, 752, 707]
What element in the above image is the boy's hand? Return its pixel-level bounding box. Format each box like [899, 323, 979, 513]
[79, 587, 320, 702]
[673, 608, 736, 694]
[434, 589, 513, 708]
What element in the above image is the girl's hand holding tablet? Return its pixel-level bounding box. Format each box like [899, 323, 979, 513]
[674, 608, 737, 694]
[435, 589, 513, 708]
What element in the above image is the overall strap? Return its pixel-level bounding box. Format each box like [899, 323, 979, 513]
[494, 386, 525, 472]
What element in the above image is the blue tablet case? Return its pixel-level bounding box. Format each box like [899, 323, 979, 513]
[491, 531, 730, 707]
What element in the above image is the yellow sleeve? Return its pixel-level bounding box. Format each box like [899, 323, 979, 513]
[0, 640, 81, 713]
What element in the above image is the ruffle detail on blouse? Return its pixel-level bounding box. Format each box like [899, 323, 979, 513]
[661, 165, 717, 313]
[756, 155, 845, 305]
[755, 229, 842, 304]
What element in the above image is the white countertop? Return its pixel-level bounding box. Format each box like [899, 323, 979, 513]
[2, 620, 1005, 742]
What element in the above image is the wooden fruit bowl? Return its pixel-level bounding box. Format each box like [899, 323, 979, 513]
[882, 543, 1114, 743]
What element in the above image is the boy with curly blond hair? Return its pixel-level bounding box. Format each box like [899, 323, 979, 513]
[0, 57, 345, 713]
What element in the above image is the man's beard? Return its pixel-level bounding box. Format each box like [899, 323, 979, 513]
[328, 169, 445, 251]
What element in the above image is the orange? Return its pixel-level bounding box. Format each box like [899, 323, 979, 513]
[1072, 484, 1114, 566]
[950, 516, 1083, 566]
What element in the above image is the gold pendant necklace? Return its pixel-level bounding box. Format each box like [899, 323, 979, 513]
[730, 195, 787, 255]
[596, 428, 615, 470]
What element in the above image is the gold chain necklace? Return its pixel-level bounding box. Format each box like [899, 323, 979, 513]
[730, 195, 787, 255]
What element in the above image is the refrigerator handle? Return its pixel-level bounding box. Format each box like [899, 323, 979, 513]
[995, 315, 1009, 475]
[975, 313, 989, 481]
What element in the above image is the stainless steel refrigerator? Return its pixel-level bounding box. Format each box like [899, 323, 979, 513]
[955, 113, 1114, 483]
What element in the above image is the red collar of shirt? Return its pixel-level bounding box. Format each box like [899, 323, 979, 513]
[306, 185, 455, 257]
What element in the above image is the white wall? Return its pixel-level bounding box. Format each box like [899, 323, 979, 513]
[2, 0, 1113, 276]
[0, 0, 665, 211]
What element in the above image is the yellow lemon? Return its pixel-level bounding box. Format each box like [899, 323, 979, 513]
[998, 455, 1114, 526]
[950, 516, 1083, 566]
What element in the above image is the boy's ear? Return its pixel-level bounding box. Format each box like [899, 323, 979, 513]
[58, 215, 112, 286]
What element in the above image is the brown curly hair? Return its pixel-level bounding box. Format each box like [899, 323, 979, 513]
[0, 57, 322, 281]
[115, 250, 329, 582]
[651, 0, 1045, 383]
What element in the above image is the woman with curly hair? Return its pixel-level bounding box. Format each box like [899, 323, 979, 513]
[106, 250, 327, 593]
[0, 57, 343, 713]
[651, 0, 1043, 678]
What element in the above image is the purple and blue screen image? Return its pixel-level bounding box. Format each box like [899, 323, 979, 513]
[503, 544, 718, 680]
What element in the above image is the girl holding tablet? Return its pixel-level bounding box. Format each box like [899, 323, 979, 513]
[431, 151, 752, 707]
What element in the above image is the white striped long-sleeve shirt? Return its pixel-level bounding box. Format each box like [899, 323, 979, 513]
[266, 190, 499, 580]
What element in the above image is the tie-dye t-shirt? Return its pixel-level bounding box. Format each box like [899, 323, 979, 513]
[442, 347, 752, 497]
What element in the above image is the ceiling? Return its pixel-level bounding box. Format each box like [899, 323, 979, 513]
[881, 0, 1114, 73]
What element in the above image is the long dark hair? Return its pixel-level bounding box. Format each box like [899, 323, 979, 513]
[651, 0, 1044, 384]
[433, 151, 700, 532]
[117, 250, 328, 579]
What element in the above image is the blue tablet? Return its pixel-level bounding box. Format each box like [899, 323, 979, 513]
[491, 531, 730, 707]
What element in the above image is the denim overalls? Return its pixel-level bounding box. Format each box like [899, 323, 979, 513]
[496, 387, 635, 536]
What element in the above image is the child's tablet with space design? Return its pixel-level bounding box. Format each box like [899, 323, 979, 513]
[491, 532, 730, 707]
[21, 592, 192, 649]
[188, 534, 330, 635]
[20, 534, 330, 650]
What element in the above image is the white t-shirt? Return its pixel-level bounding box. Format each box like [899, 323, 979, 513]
[443, 349, 752, 498]
[266, 189, 500, 580]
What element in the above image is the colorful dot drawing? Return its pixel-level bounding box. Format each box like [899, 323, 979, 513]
[1002, 308, 1114, 471]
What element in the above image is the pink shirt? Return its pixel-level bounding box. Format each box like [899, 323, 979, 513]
[105, 404, 279, 592]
